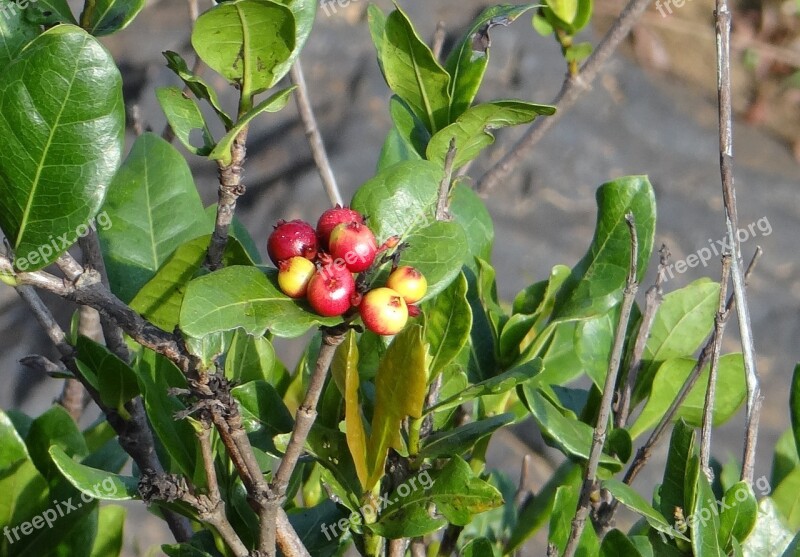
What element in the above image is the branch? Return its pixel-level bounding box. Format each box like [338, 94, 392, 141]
[564, 214, 639, 557]
[700, 254, 731, 478]
[290, 59, 344, 207]
[478, 0, 654, 193]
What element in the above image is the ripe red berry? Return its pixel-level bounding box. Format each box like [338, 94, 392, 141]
[386, 266, 427, 304]
[360, 287, 408, 335]
[316, 205, 365, 248]
[306, 265, 356, 317]
[328, 221, 377, 273]
[278, 256, 316, 298]
[268, 219, 318, 265]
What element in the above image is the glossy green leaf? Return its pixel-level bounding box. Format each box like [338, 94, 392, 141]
[49, 446, 139, 500]
[162, 50, 233, 128]
[24, 0, 76, 25]
[428, 358, 542, 415]
[130, 234, 254, 332]
[604, 479, 687, 541]
[690, 471, 725, 557]
[89, 505, 126, 557]
[180, 265, 341, 339]
[232, 380, 294, 456]
[224, 329, 277, 384]
[99, 132, 207, 302]
[419, 413, 513, 457]
[331, 331, 368, 489]
[575, 306, 618, 390]
[462, 538, 498, 557]
[423, 272, 472, 377]
[552, 176, 656, 321]
[0, 408, 29, 470]
[427, 100, 554, 168]
[287, 500, 349, 557]
[719, 481, 757, 550]
[26, 406, 88, 483]
[547, 0, 578, 24]
[444, 4, 538, 120]
[380, 4, 450, 132]
[549, 484, 600, 554]
[0, 25, 123, 271]
[382, 95, 430, 164]
[378, 125, 423, 170]
[156, 86, 215, 156]
[631, 354, 746, 439]
[366, 324, 429, 490]
[209, 85, 296, 164]
[791, 364, 800, 462]
[371, 456, 502, 538]
[601, 529, 645, 557]
[79, 0, 145, 35]
[367, 3, 386, 64]
[772, 429, 799, 489]
[773, 468, 800, 530]
[0, 7, 39, 67]
[634, 278, 720, 403]
[191, 0, 295, 99]
[449, 183, 494, 264]
[76, 335, 139, 414]
[659, 419, 695, 525]
[742, 498, 795, 556]
[519, 387, 622, 470]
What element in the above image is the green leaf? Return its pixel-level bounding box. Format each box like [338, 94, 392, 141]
[49, 446, 139, 500]
[366, 324, 429, 490]
[224, 329, 277, 384]
[547, 0, 578, 24]
[0, 408, 29, 470]
[634, 278, 720, 404]
[604, 478, 687, 541]
[565, 41, 593, 63]
[180, 265, 341, 339]
[24, 0, 77, 25]
[427, 100, 554, 169]
[444, 4, 539, 120]
[772, 429, 799, 489]
[162, 50, 233, 129]
[784, 532, 800, 557]
[773, 468, 800, 530]
[575, 306, 619, 390]
[742, 498, 795, 556]
[791, 364, 800, 462]
[232, 380, 294, 456]
[519, 387, 622, 470]
[79, 0, 145, 35]
[99, 132, 207, 302]
[719, 482, 757, 550]
[601, 529, 646, 557]
[428, 359, 542, 415]
[76, 335, 139, 414]
[462, 538, 498, 557]
[0, 7, 40, 67]
[130, 234, 254, 332]
[423, 272, 472, 376]
[690, 471, 725, 557]
[0, 25, 123, 271]
[370, 456, 503, 538]
[287, 500, 350, 557]
[631, 354, 746, 439]
[89, 505, 126, 557]
[449, 183, 494, 264]
[380, 4, 451, 132]
[191, 0, 295, 99]
[419, 413, 513, 457]
[331, 331, 368, 489]
[378, 125, 423, 170]
[209, 85, 296, 164]
[552, 176, 656, 321]
[659, 419, 695, 525]
[26, 406, 88, 483]
[156, 87, 215, 156]
[549, 484, 600, 554]
[383, 95, 430, 163]
[367, 3, 387, 64]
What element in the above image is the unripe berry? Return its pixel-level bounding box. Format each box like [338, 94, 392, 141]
[386, 266, 427, 304]
[316, 205, 365, 248]
[328, 221, 378, 273]
[360, 287, 408, 335]
[306, 265, 356, 317]
[278, 256, 316, 298]
[268, 219, 317, 265]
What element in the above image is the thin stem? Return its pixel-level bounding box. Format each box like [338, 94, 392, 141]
[290, 59, 344, 206]
[700, 254, 732, 477]
[432, 21, 446, 60]
[435, 139, 457, 221]
[564, 214, 638, 557]
[478, 0, 654, 193]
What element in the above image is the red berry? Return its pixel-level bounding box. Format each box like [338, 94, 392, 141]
[386, 266, 427, 304]
[268, 219, 317, 265]
[328, 221, 377, 273]
[316, 205, 365, 248]
[306, 265, 356, 317]
[278, 256, 316, 298]
[360, 287, 408, 335]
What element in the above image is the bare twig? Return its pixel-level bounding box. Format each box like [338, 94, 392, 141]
[514, 454, 533, 508]
[410, 539, 427, 557]
[714, 0, 762, 485]
[700, 254, 732, 478]
[435, 139, 457, 221]
[290, 59, 344, 207]
[478, 0, 654, 193]
[388, 539, 409, 557]
[432, 21, 446, 60]
[564, 214, 638, 557]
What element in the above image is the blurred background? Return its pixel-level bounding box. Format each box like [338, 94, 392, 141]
[0, 0, 798, 554]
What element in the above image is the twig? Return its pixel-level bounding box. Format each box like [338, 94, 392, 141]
[700, 254, 732, 478]
[438, 525, 463, 556]
[410, 539, 427, 557]
[714, 0, 762, 486]
[388, 539, 409, 557]
[435, 139, 457, 221]
[514, 454, 533, 508]
[478, 0, 654, 193]
[616, 244, 669, 427]
[564, 214, 638, 557]
[432, 21, 446, 60]
[290, 59, 344, 207]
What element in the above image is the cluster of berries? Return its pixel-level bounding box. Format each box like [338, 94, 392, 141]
[268, 206, 427, 335]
